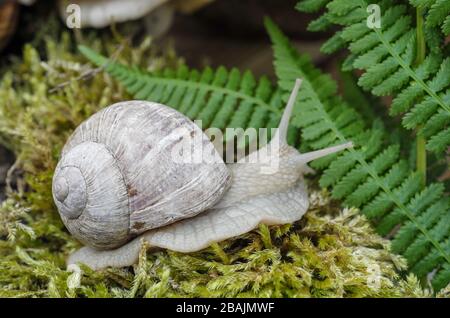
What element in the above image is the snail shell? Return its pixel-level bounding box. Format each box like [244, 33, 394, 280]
[0, 1, 19, 52]
[53, 101, 231, 249]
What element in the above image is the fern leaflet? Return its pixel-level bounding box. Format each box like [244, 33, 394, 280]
[411, 0, 450, 35]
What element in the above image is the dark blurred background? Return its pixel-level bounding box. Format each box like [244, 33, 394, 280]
[0, 0, 340, 77]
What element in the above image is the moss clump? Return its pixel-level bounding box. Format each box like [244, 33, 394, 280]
[0, 32, 437, 298]
[122, 192, 431, 298]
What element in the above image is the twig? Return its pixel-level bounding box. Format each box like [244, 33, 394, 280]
[48, 43, 125, 93]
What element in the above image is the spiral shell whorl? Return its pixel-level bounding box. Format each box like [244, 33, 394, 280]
[53, 141, 130, 249]
[53, 166, 87, 219]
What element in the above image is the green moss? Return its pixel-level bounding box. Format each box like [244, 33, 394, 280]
[0, 32, 440, 298]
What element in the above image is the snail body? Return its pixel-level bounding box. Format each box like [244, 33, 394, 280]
[54, 79, 353, 270]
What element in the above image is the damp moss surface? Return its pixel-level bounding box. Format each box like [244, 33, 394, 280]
[0, 29, 445, 298]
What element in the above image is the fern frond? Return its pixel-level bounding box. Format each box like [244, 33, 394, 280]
[79, 46, 287, 149]
[411, 0, 450, 35]
[296, 0, 450, 154]
[265, 18, 450, 291]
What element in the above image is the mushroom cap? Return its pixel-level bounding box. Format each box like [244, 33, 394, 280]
[58, 0, 170, 28]
[53, 101, 231, 249]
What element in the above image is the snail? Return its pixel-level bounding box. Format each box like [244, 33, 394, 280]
[53, 79, 353, 270]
